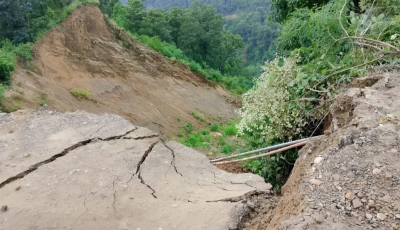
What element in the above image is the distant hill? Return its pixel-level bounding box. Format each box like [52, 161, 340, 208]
[139, 0, 270, 15]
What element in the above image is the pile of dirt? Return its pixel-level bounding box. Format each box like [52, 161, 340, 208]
[0, 109, 272, 229]
[263, 73, 400, 229]
[3, 4, 238, 137]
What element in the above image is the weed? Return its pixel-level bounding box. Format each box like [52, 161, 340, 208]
[210, 123, 219, 131]
[223, 126, 238, 136]
[33, 93, 48, 106]
[70, 88, 91, 99]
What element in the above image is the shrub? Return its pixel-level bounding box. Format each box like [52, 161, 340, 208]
[0, 51, 16, 84]
[181, 133, 203, 147]
[70, 88, 91, 99]
[222, 145, 231, 154]
[189, 61, 202, 71]
[182, 122, 194, 134]
[200, 129, 210, 135]
[191, 112, 205, 122]
[210, 123, 219, 131]
[0, 84, 5, 111]
[223, 126, 238, 136]
[33, 93, 48, 106]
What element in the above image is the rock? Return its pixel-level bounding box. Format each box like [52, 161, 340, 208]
[336, 186, 343, 191]
[345, 192, 356, 200]
[379, 195, 391, 203]
[390, 149, 398, 154]
[352, 199, 363, 209]
[366, 213, 373, 219]
[351, 212, 358, 217]
[1, 205, 7, 212]
[372, 168, 381, 175]
[376, 213, 386, 220]
[23, 153, 30, 158]
[392, 223, 398, 230]
[311, 213, 323, 224]
[367, 200, 375, 208]
[15, 186, 21, 191]
[213, 132, 223, 138]
[207, 152, 214, 157]
[396, 214, 400, 219]
[314, 157, 324, 164]
[332, 174, 340, 181]
[309, 179, 323, 186]
[385, 172, 392, 178]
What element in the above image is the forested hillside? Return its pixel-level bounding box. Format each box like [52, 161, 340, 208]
[103, 0, 255, 93]
[0, 0, 98, 98]
[120, 0, 279, 72]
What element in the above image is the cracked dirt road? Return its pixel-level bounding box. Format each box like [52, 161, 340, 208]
[0, 109, 272, 230]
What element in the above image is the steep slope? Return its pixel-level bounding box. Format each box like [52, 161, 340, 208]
[261, 73, 400, 230]
[3, 4, 237, 136]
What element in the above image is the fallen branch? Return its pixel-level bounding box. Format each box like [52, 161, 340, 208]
[210, 136, 322, 163]
[212, 141, 308, 165]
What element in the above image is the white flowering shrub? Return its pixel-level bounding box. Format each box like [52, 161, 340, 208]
[237, 56, 309, 145]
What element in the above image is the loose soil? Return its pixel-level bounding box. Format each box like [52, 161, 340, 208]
[4, 4, 238, 137]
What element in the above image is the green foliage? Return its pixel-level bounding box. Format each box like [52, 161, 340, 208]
[223, 126, 238, 136]
[200, 129, 210, 135]
[238, 0, 400, 189]
[270, 0, 330, 22]
[191, 112, 205, 122]
[222, 145, 231, 154]
[33, 93, 48, 106]
[70, 88, 91, 99]
[210, 123, 219, 131]
[0, 84, 5, 111]
[109, 0, 255, 92]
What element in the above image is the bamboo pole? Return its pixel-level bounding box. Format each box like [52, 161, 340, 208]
[212, 141, 308, 165]
[210, 135, 322, 163]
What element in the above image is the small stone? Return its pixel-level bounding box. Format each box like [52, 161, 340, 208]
[395, 214, 400, 219]
[336, 186, 343, 191]
[372, 168, 381, 174]
[309, 179, 323, 186]
[207, 152, 213, 157]
[23, 153, 30, 158]
[352, 199, 363, 209]
[367, 200, 375, 207]
[351, 212, 359, 217]
[15, 186, 21, 191]
[314, 157, 324, 164]
[379, 195, 391, 203]
[390, 149, 398, 154]
[1, 206, 7, 212]
[332, 174, 340, 181]
[392, 223, 398, 230]
[345, 192, 356, 200]
[213, 132, 223, 138]
[385, 172, 393, 178]
[376, 213, 386, 220]
[366, 213, 373, 219]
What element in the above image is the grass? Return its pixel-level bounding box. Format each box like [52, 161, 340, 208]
[70, 88, 91, 99]
[33, 93, 48, 106]
[177, 118, 247, 156]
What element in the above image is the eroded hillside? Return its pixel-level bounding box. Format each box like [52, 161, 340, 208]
[3, 4, 238, 136]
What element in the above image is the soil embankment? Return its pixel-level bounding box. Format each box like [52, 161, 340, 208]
[3, 4, 238, 136]
[264, 73, 400, 230]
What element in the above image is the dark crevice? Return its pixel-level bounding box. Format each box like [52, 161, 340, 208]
[122, 134, 159, 140]
[138, 173, 157, 198]
[0, 128, 138, 189]
[161, 141, 183, 177]
[125, 141, 159, 199]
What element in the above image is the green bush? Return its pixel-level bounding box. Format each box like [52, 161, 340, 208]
[181, 133, 204, 147]
[0, 84, 5, 111]
[70, 88, 91, 99]
[200, 129, 210, 135]
[223, 126, 238, 136]
[222, 145, 231, 154]
[182, 122, 194, 134]
[210, 123, 219, 131]
[0, 51, 16, 84]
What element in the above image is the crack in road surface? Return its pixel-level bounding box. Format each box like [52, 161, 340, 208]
[125, 141, 159, 199]
[0, 128, 138, 189]
[161, 141, 183, 177]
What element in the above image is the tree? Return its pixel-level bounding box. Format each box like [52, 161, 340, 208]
[99, 0, 119, 16]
